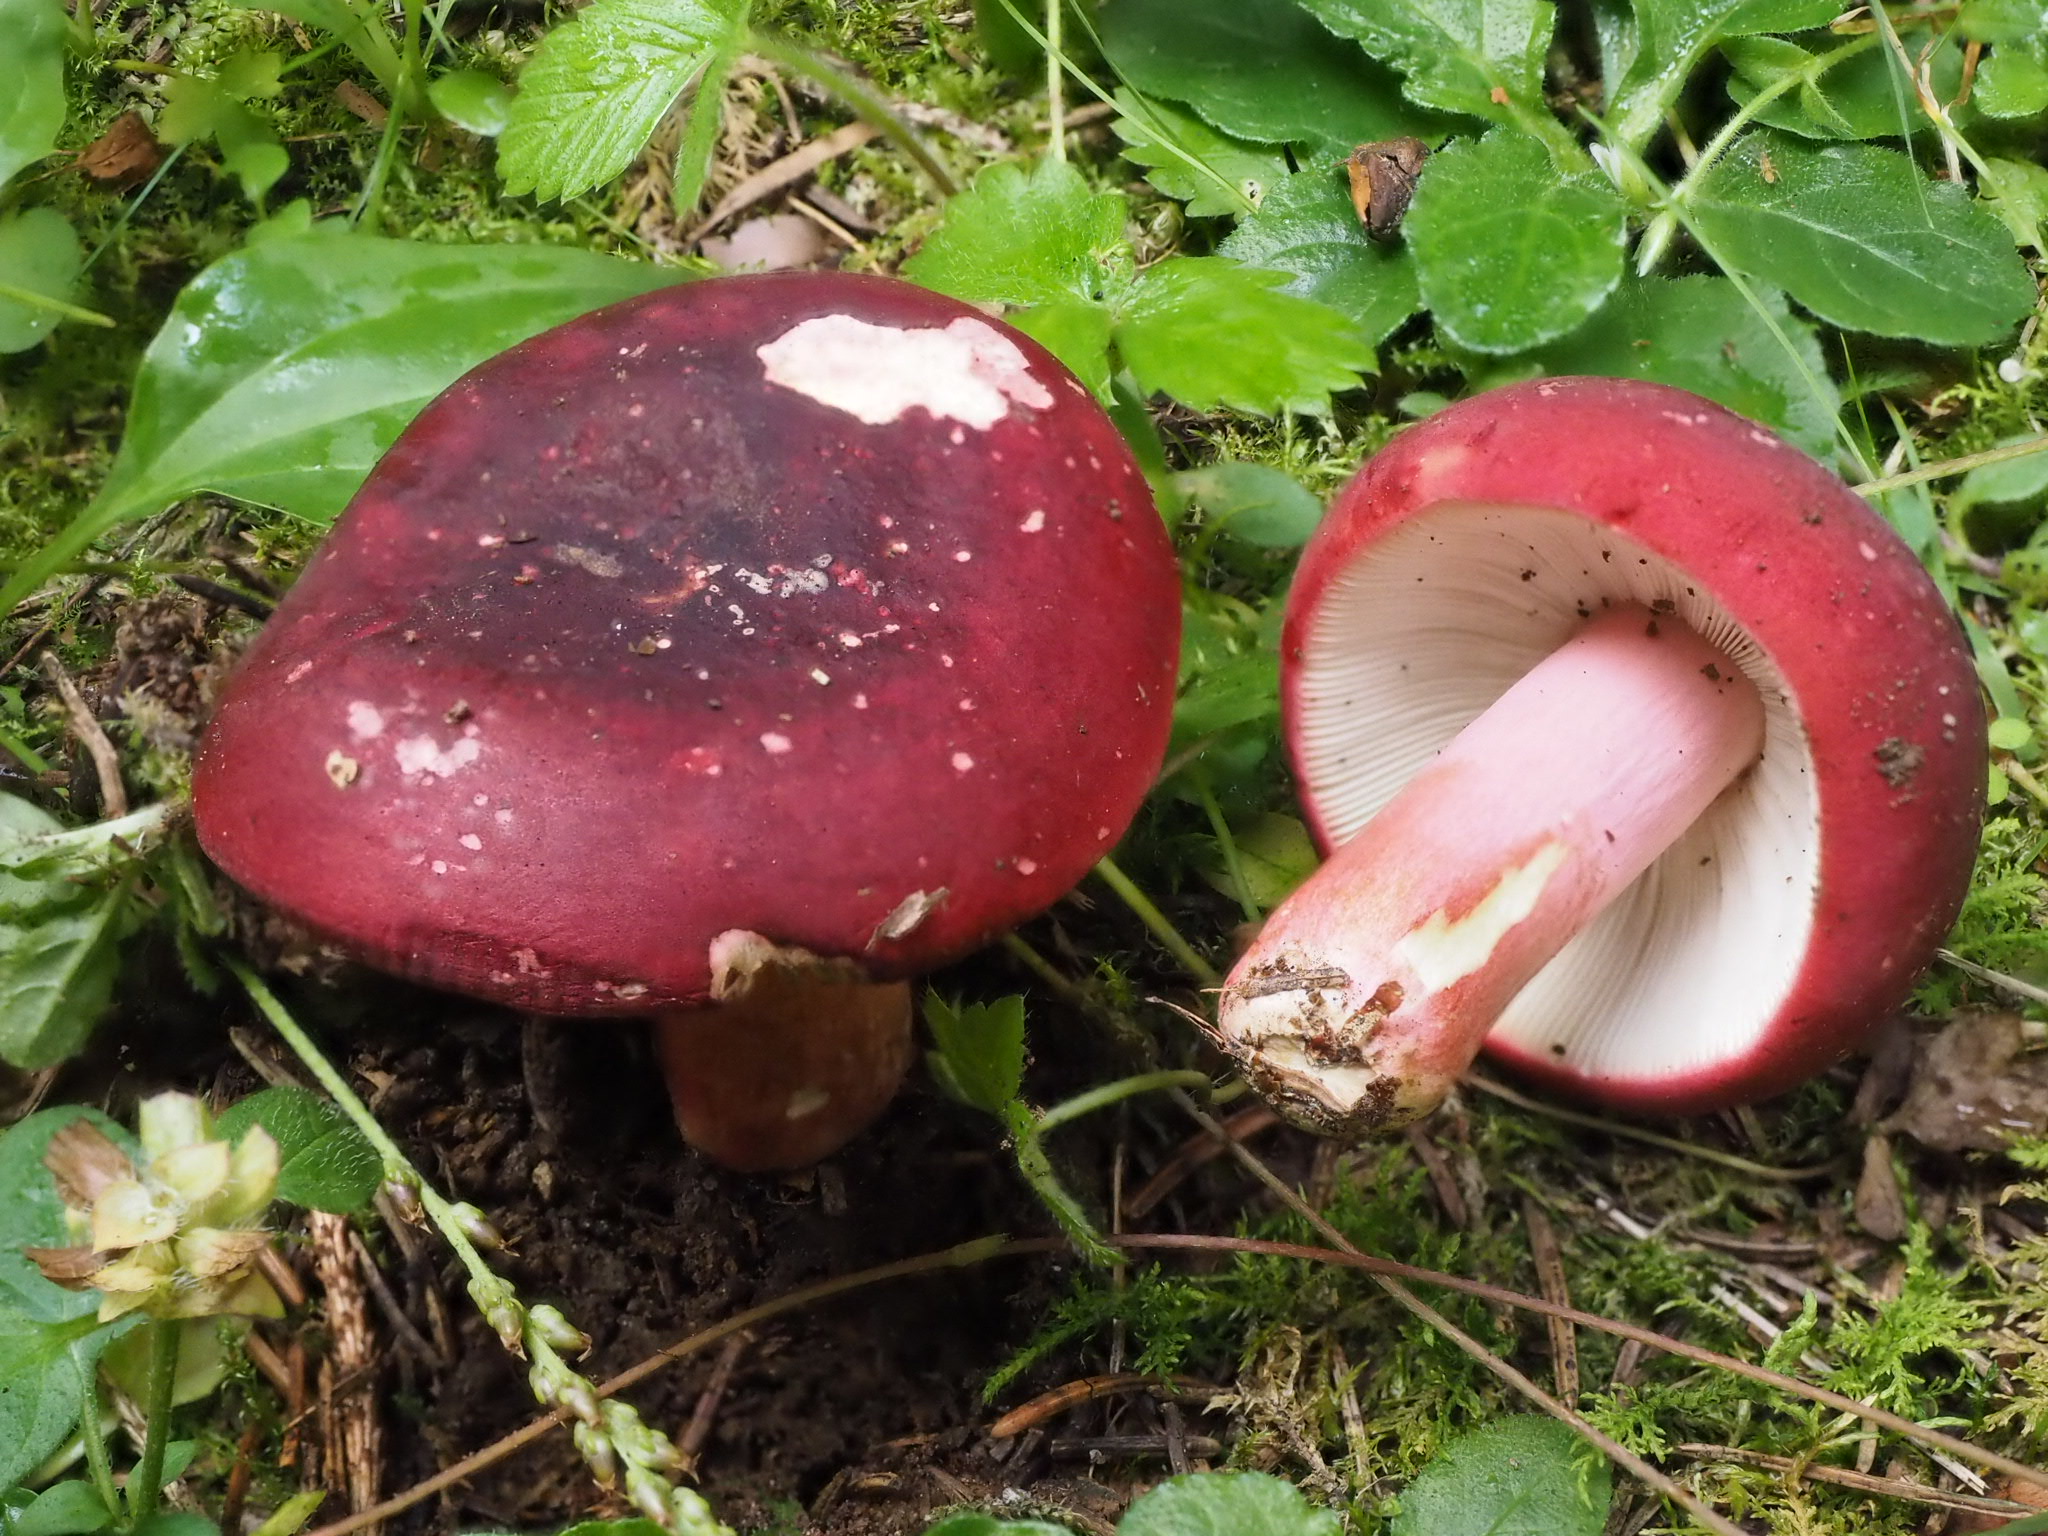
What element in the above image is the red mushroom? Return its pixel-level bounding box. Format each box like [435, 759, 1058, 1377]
[1215, 378, 1984, 1132]
[193, 271, 1181, 1169]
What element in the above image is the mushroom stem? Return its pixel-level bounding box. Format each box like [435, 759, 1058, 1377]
[1216, 605, 1765, 1135]
[654, 931, 915, 1172]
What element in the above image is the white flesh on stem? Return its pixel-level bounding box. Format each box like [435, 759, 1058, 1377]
[1218, 604, 1765, 1134]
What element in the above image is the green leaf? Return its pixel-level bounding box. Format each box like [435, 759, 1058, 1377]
[127, 1515, 219, 1536]
[1217, 169, 1420, 348]
[1607, 0, 1839, 145]
[1390, 1417, 1610, 1536]
[1009, 298, 1116, 400]
[0, 208, 85, 355]
[1120, 1471, 1342, 1536]
[0, 1307, 135, 1490]
[1982, 156, 2048, 248]
[0, 799, 133, 1071]
[920, 1515, 1070, 1536]
[922, 993, 1027, 1115]
[1111, 93, 1287, 218]
[555, 1523, 670, 1536]
[0, 1107, 133, 1322]
[1174, 463, 1324, 547]
[0, 233, 688, 618]
[10, 1481, 113, 1536]
[1977, 43, 2048, 118]
[0, 0, 67, 189]
[1508, 275, 1838, 456]
[216, 1086, 381, 1213]
[428, 69, 515, 136]
[1722, 36, 1949, 141]
[1118, 256, 1370, 415]
[228, 0, 404, 99]
[1685, 132, 2037, 346]
[1096, 0, 1446, 149]
[1406, 132, 1626, 354]
[497, 0, 751, 203]
[1296, 0, 1554, 129]
[1197, 811, 1318, 910]
[904, 157, 1126, 310]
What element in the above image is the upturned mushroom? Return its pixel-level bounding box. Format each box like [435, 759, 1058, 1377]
[193, 271, 1181, 1170]
[1215, 377, 1985, 1133]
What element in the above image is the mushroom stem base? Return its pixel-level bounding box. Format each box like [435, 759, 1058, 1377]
[1217, 605, 1765, 1136]
[656, 933, 914, 1172]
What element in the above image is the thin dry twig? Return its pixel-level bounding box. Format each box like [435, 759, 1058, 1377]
[677, 1333, 751, 1468]
[311, 1210, 383, 1526]
[1522, 1195, 1580, 1402]
[989, 1374, 1222, 1440]
[1676, 1443, 2034, 1517]
[1466, 1073, 1845, 1180]
[1166, 1092, 1749, 1536]
[41, 652, 126, 816]
[684, 120, 880, 242]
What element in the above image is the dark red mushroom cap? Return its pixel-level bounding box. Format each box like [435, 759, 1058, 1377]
[193, 272, 1180, 1014]
[1253, 377, 1983, 1117]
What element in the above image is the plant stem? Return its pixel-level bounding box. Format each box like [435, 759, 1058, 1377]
[1662, 33, 1879, 207]
[1000, 931, 1090, 1007]
[1093, 855, 1221, 987]
[127, 1319, 182, 1524]
[1855, 433, 2048, 497]
[1190, 765, 1260, 923]
[0, 281, 115, 328]
[1003, 1102, 1118, 1264]
[745, 34, 957, 197]
[78, 1370, 119, 1521]
[1044, 0, 1064, 162]
[1037, 1070, 1215, 1134]
[227, 960, 502, 1299]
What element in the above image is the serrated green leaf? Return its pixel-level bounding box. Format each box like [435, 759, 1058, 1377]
[1506, 275, 1838, 455]
[1685, 132, 2036, 346]
[1009, 298, 1116, 399]
[428, 69, 515, 136]
[1111, 93, 1286, 218]
[497, 0, 751, 203]
[1096, 0, 1446, 149]
[1608, 0, 1839, 145]
[1390, 1417, 1610, 1536]
[904, 157, 1126, 309]
[216, 1086, 381, 1213]
[0, 233, 688, 618]
[0, 1107, 133, 1323]
[1406, 132, 1625, 354]
[0, 0, 67, 189]
[1297, 0, 1554, 129]
[0, 1306, 135, 1490]
[922, 993, 1026, 1114]
[0, 208, 85, 355]
[1121, 1471, 1341, 1536]
[1118, 256, 1370, 415]
[1174, 463, 1323, 547]
[1217, 169, 1420, 348]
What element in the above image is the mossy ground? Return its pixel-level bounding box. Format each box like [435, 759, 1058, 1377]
[4, 4, 2048, 1534]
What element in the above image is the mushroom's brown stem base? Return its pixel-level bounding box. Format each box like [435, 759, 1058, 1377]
[656, 937, 914, 1172]
[1217, 604, 1765, 1136]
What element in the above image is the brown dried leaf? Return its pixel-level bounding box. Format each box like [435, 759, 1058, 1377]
[335, 81, 388, 127]
[22, 1244, 109, 1287]
[1853, 1133, 1909, 1242]
[70, 111, 164, 187]
[43, 1120, 134, 1209]
[1880, 1014, 2048, 1153]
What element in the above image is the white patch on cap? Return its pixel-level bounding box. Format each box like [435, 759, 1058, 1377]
[761, 732, 793, 754]
[1395, 841, 1569, 993]
[395, 734, 482, 778]
[346, 701, 385, 739]
[756, 313, 1054, 428]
